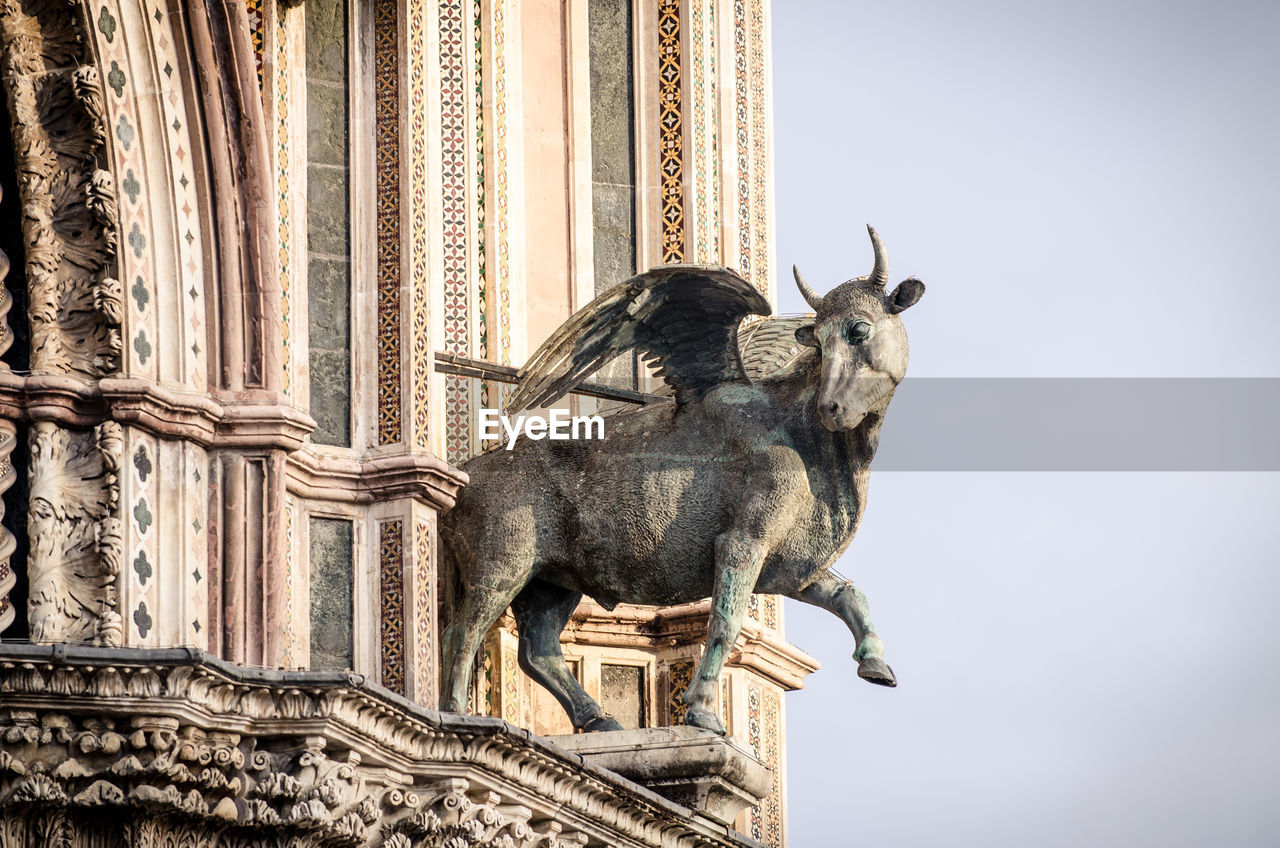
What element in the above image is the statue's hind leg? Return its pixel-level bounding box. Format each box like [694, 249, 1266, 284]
[790, 571, 896, 687]
[440, 578, 525, 713]
[512, 579, 622, 732]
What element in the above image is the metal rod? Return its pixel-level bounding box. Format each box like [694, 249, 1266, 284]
[432, 352, 667, 407]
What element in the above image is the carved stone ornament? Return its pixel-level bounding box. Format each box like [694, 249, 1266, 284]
[0, 0, 124, 640]
[0, 183, 14, 633]
[0, 0, 121, 380]
[0, 646, 761, 848]
[25, 420, 123, 644]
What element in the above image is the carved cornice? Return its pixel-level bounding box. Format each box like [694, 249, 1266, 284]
[563, 602, 820, 692]
[286, 450, 469, 511]
[0, 373, 317, 450]
[0, 645, 758, 848]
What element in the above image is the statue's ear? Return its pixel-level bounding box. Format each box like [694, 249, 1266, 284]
[794, 324, 818, 348]
[887, 277, 925, 314]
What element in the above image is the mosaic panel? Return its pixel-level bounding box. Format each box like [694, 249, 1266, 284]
[375, 0, 402, 444]
[277, 4, 293, 397]
[408, 0, 431, 448]
[379, 520, 406, 695]
[666, 659, 695, 725]
[126, 432, 157, 645]
[720, 673, 731, 735]
[91, 1, 207, 647]
[97, 1, 153, 384]
[481, 644, 495, 715]
[473, 0, 489, 407]
[749, 0, 769, 294]
[185, 443, 209, 649]
[282, 503, 294, 666]
[413, 517, 434, 702]
[490, 0, 513, 375]
[709, 0, 720, 261]
[658, 0, 684, 263]
[440, 0, 471, 465]
[762, 686, 782, 848]
[143, 4, 205, 391]
[690, 0, 712, 262]
[733, 0, 751, 279]
[122, 432, 211, 648]
[747, 684, 762, 841]
[502, 642, 520, 723]
[246, 0, 265, 87]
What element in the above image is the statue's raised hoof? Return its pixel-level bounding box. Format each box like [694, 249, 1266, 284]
[582, 715, 624, 733]
[857, 657, 897, 687]
[684, 708, 727, 736]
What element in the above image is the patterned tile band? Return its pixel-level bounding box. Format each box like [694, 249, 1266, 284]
[413, 518, 434, 702]
[749, 0, 768, 292]
[440, 0, 472, 465]
[667, 659, 695, 724]
[375, 0, 403, 445]
[733, 0, 754, 283]
[473, 0, 488, 406]
[246, 0, 265, 87]
[658, 0, 684, 263]
[762, 687, 782, 846]
[379, 520, 406, 695]
[409, 0, 431, 448]
[277, 4, 292, 397]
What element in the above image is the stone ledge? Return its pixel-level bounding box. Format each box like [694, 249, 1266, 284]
[0, 644, 762, 848]
[549, 727, 773, 826]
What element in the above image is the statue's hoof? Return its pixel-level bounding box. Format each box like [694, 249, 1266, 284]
[441, 698, 463, 713]
[582, 714, 624, 733]
[857, 657, 897, 687]
[684, 707, 727, 736]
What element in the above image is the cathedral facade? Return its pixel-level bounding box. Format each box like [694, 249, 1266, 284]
[0, 0, 815, 845]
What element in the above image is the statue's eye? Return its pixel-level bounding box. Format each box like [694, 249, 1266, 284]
[844, 320, 873, 344]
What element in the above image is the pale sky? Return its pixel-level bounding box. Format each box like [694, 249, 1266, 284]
[771, 2, 1279, 845]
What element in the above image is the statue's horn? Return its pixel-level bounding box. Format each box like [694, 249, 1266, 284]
[867, 224, 889, 287]
[793, 265, 823, 310]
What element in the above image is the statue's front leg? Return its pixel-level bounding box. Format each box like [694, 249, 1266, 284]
[681, 528, 766, 735]
[791, 571, 896, 687]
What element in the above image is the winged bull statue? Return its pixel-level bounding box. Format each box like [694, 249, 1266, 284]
[440, 225, 925, 734]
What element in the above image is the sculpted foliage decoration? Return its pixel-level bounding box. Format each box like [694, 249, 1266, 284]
[0, 654, 735, 847]
[0, 0, 124, 640]
[25, 420, 122, 644]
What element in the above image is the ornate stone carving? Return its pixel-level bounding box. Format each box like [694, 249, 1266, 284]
[0, 0, 120, 380]
[0, 183, 14, 634]
[1, 0, 124, 642]
[25, 420, 122, 644]
[0, 646, 753, 847]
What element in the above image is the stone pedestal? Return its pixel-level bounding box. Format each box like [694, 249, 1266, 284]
[549, 726, 773, 826]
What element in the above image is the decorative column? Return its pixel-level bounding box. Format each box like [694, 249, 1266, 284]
[0, 183, 14, 634]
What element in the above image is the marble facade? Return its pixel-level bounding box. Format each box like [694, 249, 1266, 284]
[0, 0, 808, 845]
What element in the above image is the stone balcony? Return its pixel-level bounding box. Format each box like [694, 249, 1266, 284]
[0, 644, 769, 848]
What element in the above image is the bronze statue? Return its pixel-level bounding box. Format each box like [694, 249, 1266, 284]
[440, 226, 925, 734]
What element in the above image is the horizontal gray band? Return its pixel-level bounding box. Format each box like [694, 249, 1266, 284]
[873, 378, 1280, 471]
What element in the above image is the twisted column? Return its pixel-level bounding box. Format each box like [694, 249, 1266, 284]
[0, 181, 15, 634]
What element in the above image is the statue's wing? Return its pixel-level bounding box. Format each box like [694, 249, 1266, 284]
[737, 315, 814, 380]
[510, 265, 771, 412]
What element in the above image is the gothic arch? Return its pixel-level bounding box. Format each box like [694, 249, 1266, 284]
[0, 0, 305, 652]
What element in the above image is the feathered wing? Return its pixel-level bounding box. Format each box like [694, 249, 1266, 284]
[510, 266, 771, 412]
[737, 315, 814, 381]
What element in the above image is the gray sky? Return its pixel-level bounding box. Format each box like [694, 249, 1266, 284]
[771, 1, 1279, 845]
